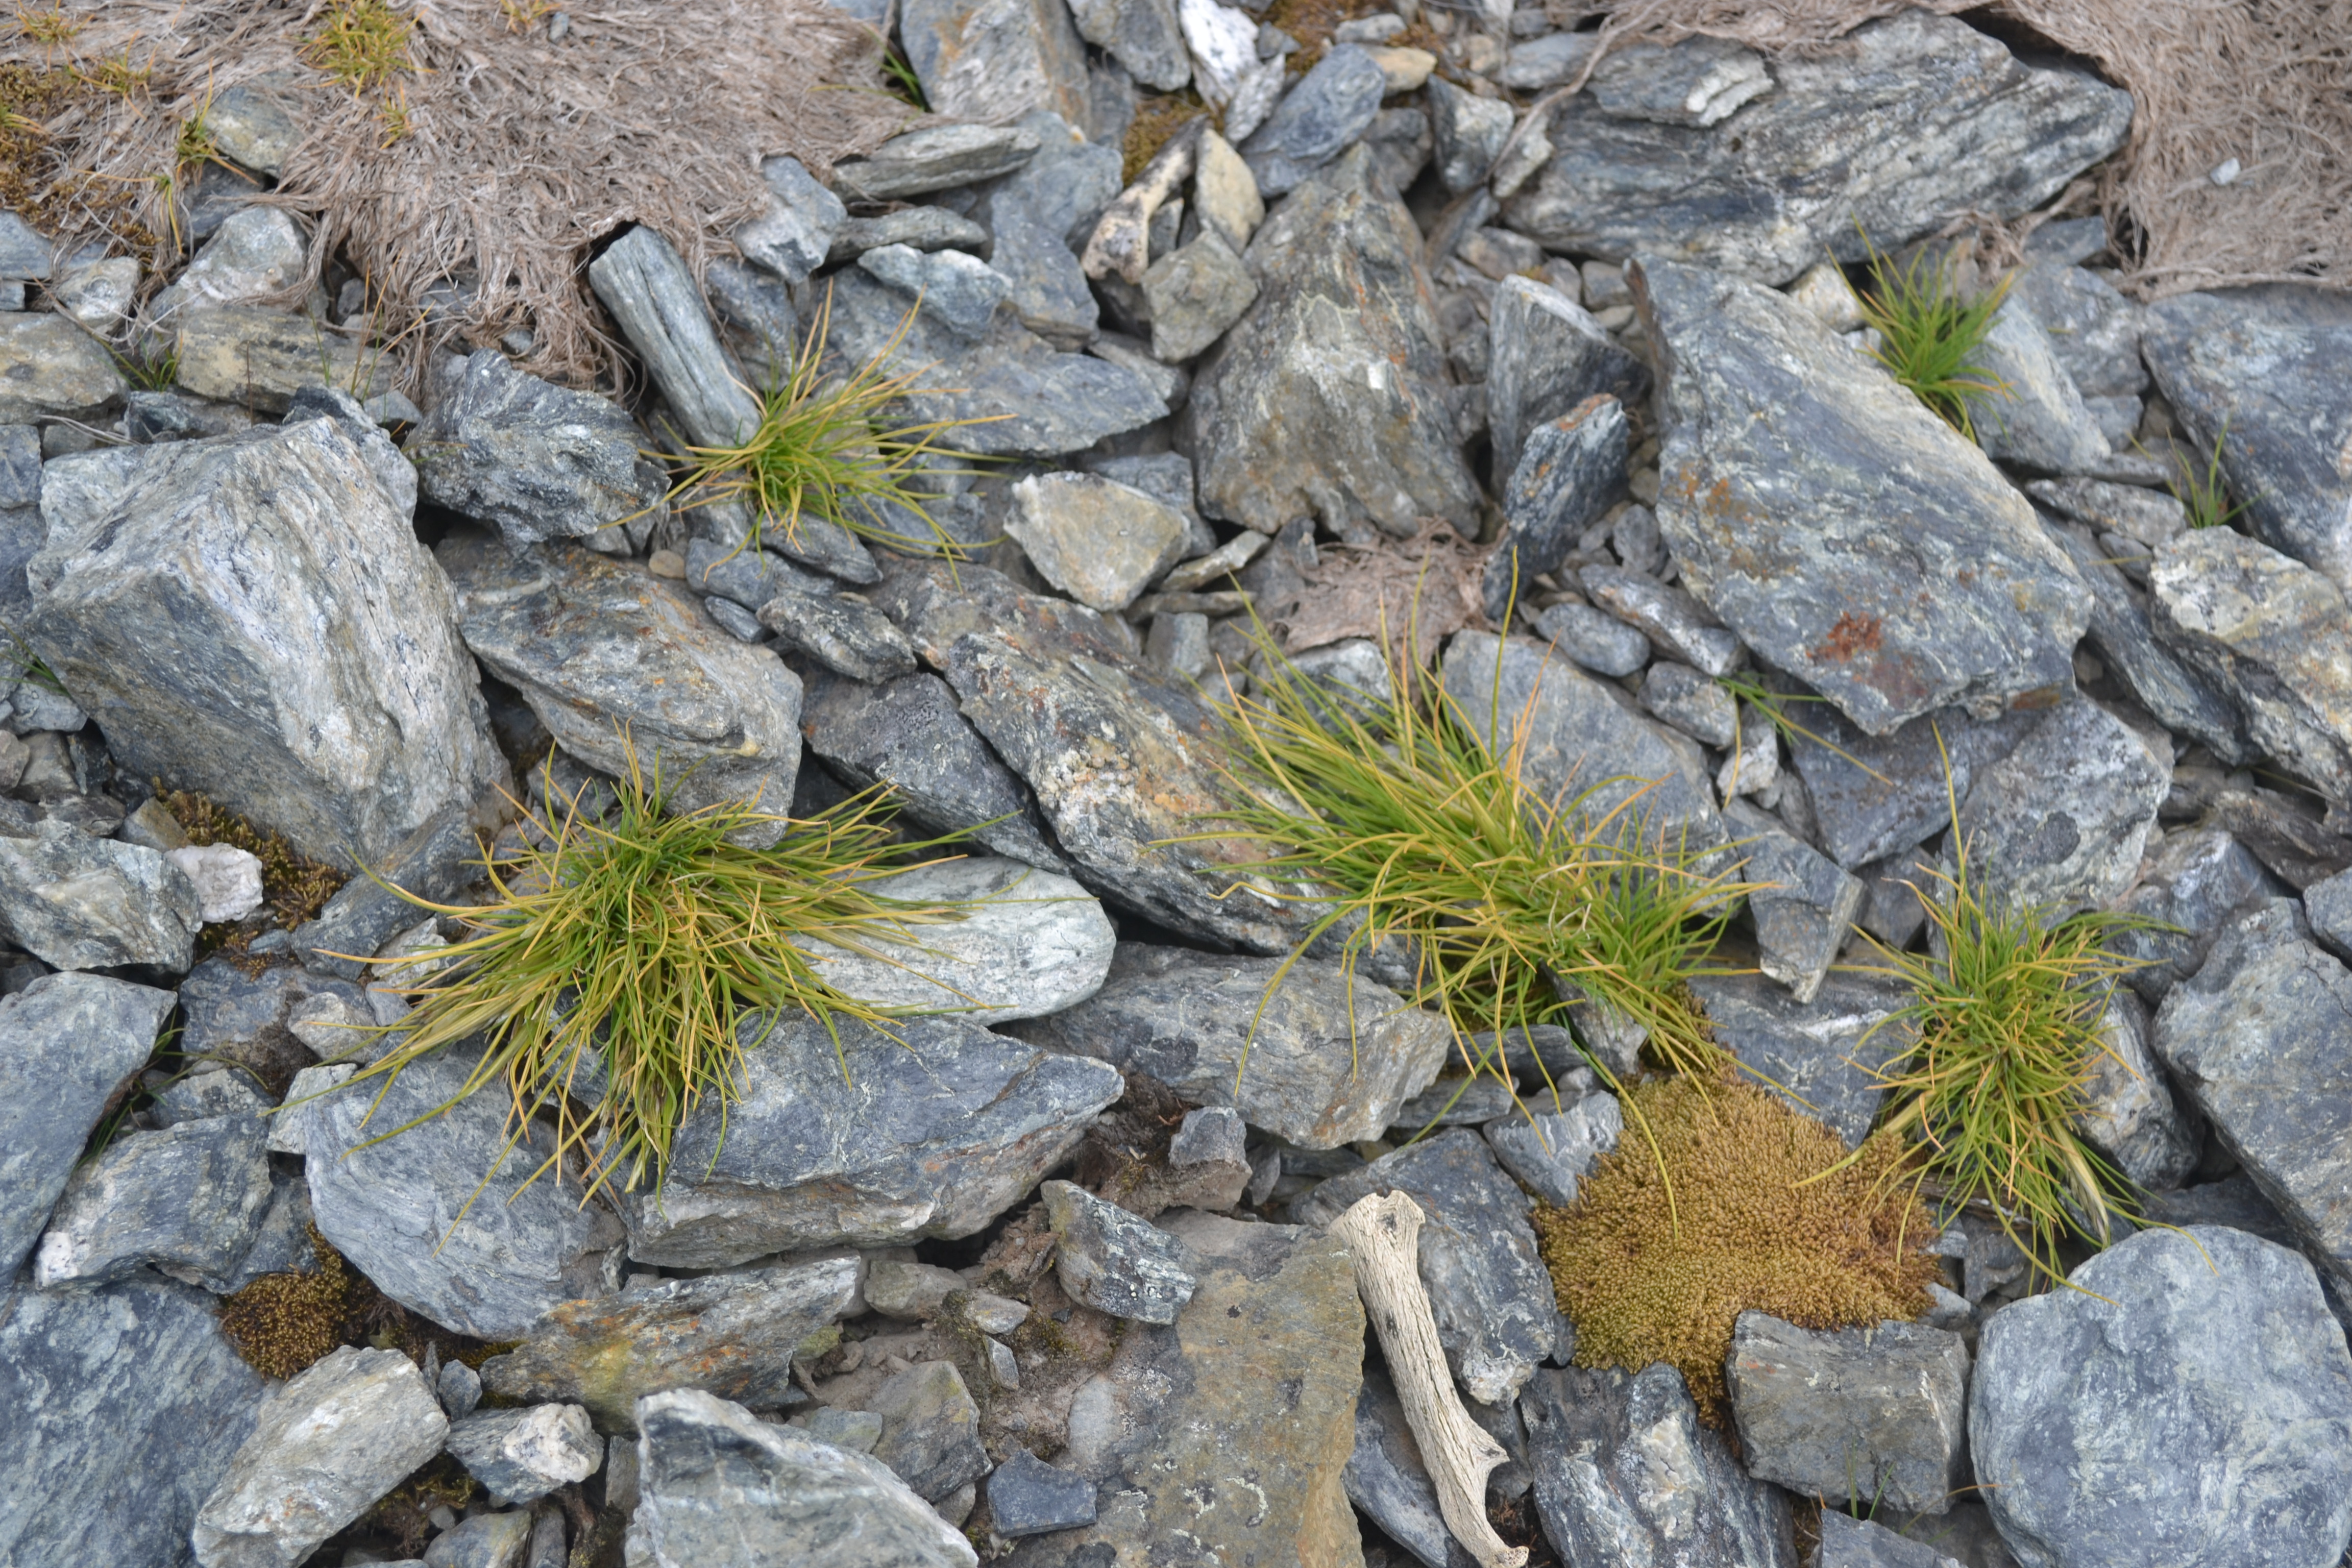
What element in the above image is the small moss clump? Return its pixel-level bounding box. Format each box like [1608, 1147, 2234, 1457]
[1121, 90, 1214, 184]
[1534, 1076, 1938, 1425]
[162, 787, 346, 930]
[217, 1227, 368, 1380]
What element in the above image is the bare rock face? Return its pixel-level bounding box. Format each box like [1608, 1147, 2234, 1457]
[1726, 1313, 1971, 1517]
[900, 0, 1094, 133]
[26, 415, 505, 871]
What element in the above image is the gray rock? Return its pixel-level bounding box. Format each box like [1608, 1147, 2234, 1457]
[1391, 1074, 1520, 1133]
[1640, 660, 1737, 746]
[1583, 562, 1744, 678]
[629, 1388, 978, 1566]
[0, 311, 124, 423]
[445, 1404, 601, 1505]
[986, 1447, 1097, 1537]
[1971, 1226, 2352, 1568]
[1522, 1363, 1797, 1567]
[874, 560, 1308, 949]
[871, 1359, 992, 1500]
[756, 586, 918, 680]
[0, 211, 50, 277]
[859, 243, 1014, 338]
[1344, 1359, 1478, 1568]
[1293, 1130, 1560, 1406]
[2153, 908, 2352, 1289]
[2075, 985, 2200, 1192]
[1588, 35, 1771, 126]
[1532, 598, 1650, 678]
[305, 1044, 624, 1339]
[1041, 1179, 1197, 1324]
[2151, 529, 2352, 815]
[1637, 256, 2091, 736]
[615, 1010, 1120, 1265]
[587, 226, 759, 449]
[1820, 1509, 1969, 1568]
[437, 532, 801, 846]
[1788, 695, 2041, 871]
[2111, 825, 2283, 1003]
[1724, 797, 1866, 1002]
[1190, 145, 1475, 538]
[865, 1259, 968, 1321]
[1501, 30, 1598, 90]
[33, 1110, 271, 1291]
[2029, 477, 2187, 547]
[145, 207, 305, 326]
[151, 1066, 271, 1128]
[2008, 262, 2146, 400]
[193, 1346, 450, 1568]
[975, 113, 1123, 349]
[167, 306, 393, 413]
[1968, 299, 2111, 474]
[1011, 943, 1447, 1149]
[290, 804, 480, 981]
[2200, 785, 2352, 891]
[2142, 288, 2352, 594]
[797, 668, 1066, 871]
[1238, 44, 1386, 195]
[685, 536, 832, 609]
[803, 1406, 886, 1452]
[1427, 76, 1513, 192]
[1486, 276, 1648, 506]
[738, 155, 846, 286]
[177, 959, 365, 1091]
[1141, 230, 1258, 362]
[900, 0, 1092, 132]
[1485, 394, 1629, 621]
[1067, 0, 1187, 87]
[0, 1274, 268, 1566]
[1441, 630, 1724, 853]
[1951, 695, 2167, 918]
[439, 1359, 482, 1422]
[26, 419, 503, 873]
[788, 855, 1113, 1024]
[1727, 1312, 1970, 1516]
[1689, 967, 1915, 1148]
[410, 351, 667, 548]
[0, 821, 201, 972]
[1484, 1091, 1621, 1208]
[1003, 471, 1190, 611]
[418, 1513, 528, 1568]
[1504, 13, 2131, 285]
[828, 206, 990, 265]
[480, 1259, 858, 1429]
[831, 124, 1045, 203]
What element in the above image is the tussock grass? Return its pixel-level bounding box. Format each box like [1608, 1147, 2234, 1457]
[2170, 421, 2249, 530]
[345, 744, 974, 1207]
[1849, 236, 2010, 440]
[301, 0, 414, 96]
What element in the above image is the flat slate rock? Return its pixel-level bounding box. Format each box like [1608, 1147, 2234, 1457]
[1952, 694, 2168, 918]
[986, 1447, 1097, 1538]
[2109, 825, 2282, 1004]
[1688, 967, 1913, 1148]
[616, 1010, 1120, 1266]
[1972, 1226, 2352, 1568]
[1041, 1179, 1197, 1325]
[411, 350, 668, 548]
[1503, 12, 2130, 284]
[1727, 1312, 1971, 1517]
[1484, 1092, 1621, 1209]
[33, 1110, 273, 1291]
[869, 1359, 991, 1501]
[1819, 1510, 1967, 1568]
[1636, 255, 2092, 737]
[1779, 683, 2040, 871]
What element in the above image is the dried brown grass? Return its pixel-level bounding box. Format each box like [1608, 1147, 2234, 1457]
[1276, 518, 1492, 658]
[1570, 0, 2351, 297]
[0, 1, 916, 387]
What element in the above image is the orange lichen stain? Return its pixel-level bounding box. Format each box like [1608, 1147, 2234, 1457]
[1814, 611, 1884, 662]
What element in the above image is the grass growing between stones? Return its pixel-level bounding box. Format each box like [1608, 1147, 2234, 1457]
[1849, 236, 2010, 441]
[2170, 421, 2250, 530]
[347, 745, 974, 1206]
[1533, 1075, 1938, 1426]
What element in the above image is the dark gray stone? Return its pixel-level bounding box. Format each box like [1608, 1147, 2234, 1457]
[871, 1359, 992, 1500]
[444, 1403, 601, 1504]
[615, 1011, 1121, 1265]
[422, 1510, 530, 1568]
[2200, 786, 2352, 891]
[32, 1110, 272, 1291]
[899, 0, 1092, 132]
[26, 419, 505, 873]
[0, 1274, 268, 1567]
[1041, 1179, 1196, 1324]
[830, 124, 1045, 202]
[797, 667, 1066, 871]
[1010, 943, 1446, 1150]
[1689, 967, 1913, 1148]
[1503, 13, 2131, 285]
[2153, 905, 2352, 1290]
[437, 531, 802, 846]
[2111, 825, 2283, 1003]
[1485, 394, 1628, 621]
[1344, 1360, 1478, 1568]
[2075, 985, 2200, 1192]
[292, 804, 480, 981]
[629, 1388, 978, 1567]
[586, 226, 759, 449]
[439, 1359, 483, 1422]
[1587, 35, 1772, 126]
[739, 155, 845, 286]
[0, 211, 50, 278]
[858, 243, 1014, 338]
[410, 351, 666, 548]
[1641, 660, 1738, 746]
[2030, 477, 2189, 547]
[1484, 1091, 1621, 1208]
[1293, 1130, 1560, 1406]
[976, 113, 1123, 349]
[1967, 299, 2111, 474]
[1427, 75, 1512, 192]
[1486, 276, 1648, 506]
[1727, 1312, 1970, 1515]
[986, 1447, 1097, 1538]
[827, 206, 990, 265]
[0, 423, 39, 507]
[480, 1259, 859, 1430]
[2009, 262, 2145, 401]
[177, 959, 364, 1091]
[1522, 1363, 1797, 1567]
[304, 1044, 625, 1339]
[0, 822, 201, 973]
[757, 586, 918, 681]
[2142, 288, 2352, 595]
[1239, 45, 1387, 195]
[1390, 1074, 1519, 1133]
[684, 536, 832, 610]
[1636, 256, 2092, 736]
[1065, 0, 1186, 88]
[1190, 144, 1477, 537]
[1723, 797, 1866, 1002]
[1951, 695, 2168, 918]
[1781, 692, 2038, 870]
[1971, 1226, 2352, 1568]
[1820, 1510, 1968, 1568]
[704, 257, 802, 387]
[0, 973, 174, 1281]
[1531, 599, 1650, 678]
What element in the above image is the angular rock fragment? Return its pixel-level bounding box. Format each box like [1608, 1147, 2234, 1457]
[410, 351, 667, 548]
[1727, 1312, 1970, 1516]
[738, 155, 846, 287]
[871, 1360, 993, 1500]
[445, 1404, 601, 1505]
[1041, 1179, 1197, 1324]
[1140, 230, 1258, 361]
[2010, 260, 2146, 401]
[1010, 944, 1447, 1149]
[900, 0, 1092, 131]
[756, 586, 917, 680]
[1003, 472, 1190, 612]
[1781, 691, 2039, 870]
[2110, 825, 2282, 1003]
[1533, 599, 1649, 678]
[0, 823, 201, 972]
[829, 206, 988, 264]
[168, 843, 265, 924]
[1952, 695, 2168, 918]
[421, 1509, 529, 1566]
[1688, 967, 1913, 1148]
[482, 1258, 857, 1430]
[831, 124, 1044, 203]
[1486, 276, 1648, 502]
[0, 310, 126, 422]
[1427, 75, 1513, 192]
[34, 1110, 272, 1291]
[146, 207, 305, 324]
[1641, 661, 1736, 745]
[1966, 299, 2111, 474]
[1724, 798, 1865, 1002]
[974, 114, 1123, 349]
[1485, 393, 1628, 621]
[865, 1259, 967, 1321]
[1484, 1091, 1621, 1208]
[292, 805, 481, 981]
[616, 1012, 1121, 1265]
[1584, 563, 1743, 678]
[986, 1448, 1097, 1538]
[171, 307, 391, 413]
[1819, 1508, 1968, 1568]
[587, 226, 758, 449]
[1239, 45, 1386, 195]
[1636, 256, 2092, 736]
[859, 243, 1013, 338]
[1972, 1227, 2352, 1568]
[2075, 986, 2200, 1192]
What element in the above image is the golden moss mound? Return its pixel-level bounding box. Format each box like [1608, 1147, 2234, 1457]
[163, 787, 345, 932]
[1533, 1075, 1939, 1425]
[216, 1227, 366, 1380]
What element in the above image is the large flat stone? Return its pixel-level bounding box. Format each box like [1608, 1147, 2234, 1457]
[0, 310, 125, 422]
[0, 821, 201, 972]
[616, 1011, 1120, 1265]
[831, 124, 1044, 203]
[1727, 1312, 1970, 1516]
[1009, 943, 1448, 1149]
[1636, 255, 2091, 736]
[34, 1110, 273, 1291]
[436, 531, 802, 846]
[1502, 12, 2130, 284]
[1689, 967, 1913, 1148]
[26, 416, 503, 871]
[1952, 695, 2168, 919]
[410, 350, 668, 548]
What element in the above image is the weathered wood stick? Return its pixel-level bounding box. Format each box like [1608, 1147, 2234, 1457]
[1080, 117, 1205, 285]
[1329, 1191, 1529, 1568]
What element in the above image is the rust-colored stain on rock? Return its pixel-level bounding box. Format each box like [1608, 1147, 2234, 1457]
[1815, 611, 1884, 662]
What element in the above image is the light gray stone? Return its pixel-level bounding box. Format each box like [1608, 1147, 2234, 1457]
[1971, 1226, 2352, 1568]
[481, 1259, 856, 1430]
[2075, 985, 2200, 1192]
[830, 124, 1045, 203]
[738, 155, 846, 286]
[900, 0, 1093, 132]
[0, 211, 49, 277]
[28, 415, 500, 871]
[192, 1346, 449, 1568]
[828, 206, 989, 264]
[1724, 797, 1866, 1003]
[1532, 598, 1650, 678]
[2029, 477, 2188, 547]
[1067, 0, 1188, 89]
[859, 243, 1014, 338]
[422, 1510, 532, 1568]
[2010, 261, 2143, 401]
[629, 1388, 978, 1566]
[1484, 1091, 1621, 1208]
[1640, 660, 1737, 747]
[154, 1066, 270, 1129]
[586, 226, 760, 449]
[1689, 967, 1914, 1148]
[1140, 230, 1258, 362]
[1820, 1506, 1969, 1568]
[1951, 695, 2168, 918]
[1727, 1312, 1971, 1516]
[1501, 30, 1598, 90]
[1968, 299, 2111, 474]
[871, 1359, 992, 1500]
[616, 1011, 1121, 1265]
[436, 531, 802, 847]
[755, 585, 917, 681]
[0, 821, 201, 972]
[684, 536, 832, 609]
[2111, 825, 2283, 1003]
[33, 1111, 271, 1291]
[410, 350, 667, 547]
[51, 255, 140, 333]
[1484, 272, 1648, 497]
[1581, 562, 1744, 678]
[1589, 34, 1772, 126]
[1041, 1179, 1197, 1324]
[1238, 45, 1386, 195]
[1004, 471, 1190, 611]
[169, 306, 391, 413]
[974, 115, 1121, 349]
[1011, 943, 1447, 1149]
[1485, 393, 1629, 621]
[147, 208, 307, 327]
[163, 843, 262, 924]
[1427, 75, 1513, 195]
[866, 1259, 968, 1320]
[1637, 256, 2092, 736]
[445, 1404, 601, 1504]
[206, 82, 303, 178]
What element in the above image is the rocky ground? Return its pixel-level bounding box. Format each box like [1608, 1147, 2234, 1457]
[4, 4, 2352, 1567]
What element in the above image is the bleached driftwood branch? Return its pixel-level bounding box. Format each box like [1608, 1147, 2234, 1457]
[1080, 117, 1205, 285]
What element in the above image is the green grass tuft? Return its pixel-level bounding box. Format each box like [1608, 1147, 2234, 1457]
[2170, 421, 2250, 530]
[1849, 235, 2010, 440]
[301, 0, 415, 96]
